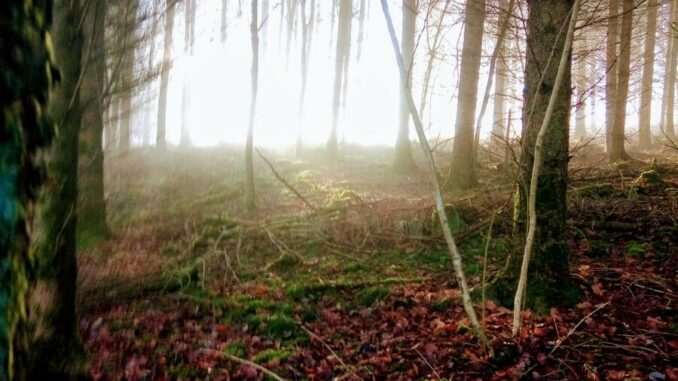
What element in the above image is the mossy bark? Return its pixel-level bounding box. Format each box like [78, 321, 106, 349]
[492, 0, 578, 313]
[29, 0, 89, 377]
[0, 1, 55, 378]
[79, 0, 111, 245]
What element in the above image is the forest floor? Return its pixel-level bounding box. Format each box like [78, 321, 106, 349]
[78, 144, 678, 380]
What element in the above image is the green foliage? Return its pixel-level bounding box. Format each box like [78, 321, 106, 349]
[357, 286, 390, 306]
[252, 348, 294, 364]
[223, 341, 247, 358]
[625, 241, 649, 258]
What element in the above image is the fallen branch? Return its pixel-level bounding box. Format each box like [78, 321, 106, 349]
[380, 0, 485, 343]
[256, 147, 318, 212]
[201, 349, 286, 381]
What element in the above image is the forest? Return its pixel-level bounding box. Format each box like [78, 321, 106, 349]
[1, 0, 677, 379]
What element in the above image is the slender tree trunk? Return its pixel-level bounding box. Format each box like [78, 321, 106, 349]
[575, 57, 587, 139]
[330, 0, 338, 48]
[665, 1, 678, 139]
[448, 0, 486, 189]
[494, 0, 578, 315]
[297, 0, 311, 159]
[285, 0, 298, 70]
[119, 0, 139, 153]
[357, 0, 367, 61]
[142, 0, 160, 147]
[222, 0, 228, 43]
[156, 0, 175, 149]
[181, 0, 196, 147]
[609, 0, 633, 161]
[660, 1, 675, 131]
[245, 0, 259, 210]
[493, 35, 508, 144]
[31, 0, 89, 377]
[327, 0, 352, 158]
[605, 0, 619, 153]
[0, 1, 55, 379]
[79, 0, 111, 242]
[638, 0, 658, 148]
[393, 0, 418, 172]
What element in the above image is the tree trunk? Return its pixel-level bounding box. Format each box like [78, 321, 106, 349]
[638, 0, 658, 149]
[30, 0, 89, 377]
[156, 0, 175, 149]
[0, 1, 55, 379]
[493, 34, 508, 144]
[609, 0, 633, 161]
[493, 0, 578, 314]
[327, 0, 352, 158]
[245, 0, 259, 211]
[605, 0, 619, 153]
[222, 0, 228, 43]
[393, 0, 418, 172]
[448, 0, 485, 189]
[665, 1, 678, 139]
[297, 0, 312, 159]
[357, 0, 367, 61]
[181, 0, 196, 147]
[660, 1, 675, 132]
[119, 0, 139, 153]
[575, 57, 587, 139]
[79, 0, 111, 243]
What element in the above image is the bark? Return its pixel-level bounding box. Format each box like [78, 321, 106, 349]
[638, 0, 658, 148]
[245, 0, 259, 211]
[393, 0, 418, 172]
[79, 0, 111, 242]
[30, 0, 89, 377]
[665, 1, 678, 139]
[660, 1, 674, 131]
[512, 0, 581, 336]
[448, 0, 485, 190]
[493, 32, 508, 143]
[0, 1, 55, 378]
[180, 0, 196, 147]
[156, 0, 175, 149]
[494, 0, 578, 315]
[605, 0, 619, 153]
[609, 0, 633, 161]
[575, 57, 587, 139]
[380, 0, 484, 341]
[327, 0, 352, 158]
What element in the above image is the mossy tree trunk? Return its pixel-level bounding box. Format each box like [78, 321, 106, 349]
[79, 0, 111, 244]
[609, 0, 633, 161]
[494, 0, 577, 313]
[29, 0, 89, 378]
[0, 1, 55, 379]
[447, 0, 485, 190]
[393, 0, 418, 173]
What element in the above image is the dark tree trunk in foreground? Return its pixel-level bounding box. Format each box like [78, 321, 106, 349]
[245, 0, 259, 211]
[393, 0, 417, 172]
[30, 0, 89, 378]
[638, 0, 658, 149]
[494, 0, 578, 313]
[0, 1, 55, 379]
[327, 0, 352, 158]
[605, 0, 619, 154]
[156, 0, 175, 149]
[609, 0, 632, 161]
[79, 0, 111, 243]
[448, 0, 485, 189]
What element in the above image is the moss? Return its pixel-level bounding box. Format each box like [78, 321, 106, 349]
[223, 341, 247, 358]
[357, 286, 390, 306]
[344, 263, 370, 273]
[625, 241, 648, 258]
[262, 315, 299, 340]
[433, 297, 454, 312]
[252, 348, 294, 364]
[268, 253, 300, 273]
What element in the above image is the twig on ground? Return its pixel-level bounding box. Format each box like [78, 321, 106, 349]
[256, 148, 319, 212]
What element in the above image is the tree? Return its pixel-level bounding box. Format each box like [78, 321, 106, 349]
[79, 0, 111, 243]
[0, 1, 55, 378]
[609, 0, 633, 161]
[297, 0, 316, 159]
[665, 1, 678, 139]
[156, 0, 175, 149]
[638, 0, 658, 149]
[492, 12, 509, 145]
[180, 0, 196, 147]
[605, 0, 619, 153]
[494, 0, 579, 313]
[447, 0, 485, 190]
[575, 53, 587, 139]
[245, 0, 260, 211]
[221, 0, 228, 43]
[118, 0, 140, 152]
[30, 0, 89, 377]
[327, 0, 352, 158]
[393, 0, 418, 172]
